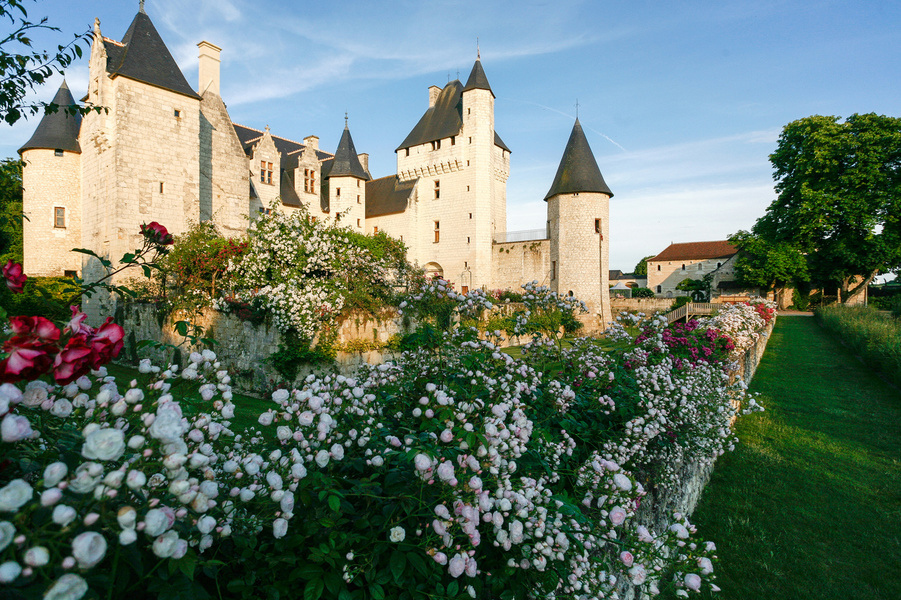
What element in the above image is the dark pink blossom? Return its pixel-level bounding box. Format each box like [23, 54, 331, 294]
[2, 261, 26, 294]
[140, 222, 174, 245]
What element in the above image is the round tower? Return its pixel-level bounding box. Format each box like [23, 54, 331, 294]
[544, 118, 614, 328]
[18, 80, 83, 277]
[325, 121, 370, 232]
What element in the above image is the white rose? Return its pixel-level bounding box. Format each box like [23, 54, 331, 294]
[276, 426, 292, 441]
[41, 488, 63, 506]
[266, 471, 283, 490]
[389, 526, 405, 543]
[82, 428, 126, 462]
[152, 530, 180, 558]
[413, 454, 431, 472]
[297, 411, 314, 426]
[273, 518, 288, 539]
[125, 470, 146, 490]
[43, 573, 89, 600]
[280, 492, 295, 514]
[119, 529, 137, 545]
[613, 473, 632, 492]
[143, 509, 171, 537]
[149, 403, 186, 443]
[24, 546, 49, 567]
[127, 435, 145, 449]
[197, 515, 216, 535]
[52, 505, 77, 527]
[314, 450, 330, 468]
[1, 413, 33, 442]
[330, 444, 344, 461]
[0, 521, 14, 551]
[609, 506, 627, 525]
[0, 479, 33, 513]
[291, 463, 307, 479]
[71, 531, 107, 569]
[117, 506, 137, 530]
[258, 412, 274, 426]
[43, 462, 68, 488]
[0, 561, 22, 583]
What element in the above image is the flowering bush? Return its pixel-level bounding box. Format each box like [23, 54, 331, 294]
[0, 226, 776, 600]
[701, 300, 775, 357]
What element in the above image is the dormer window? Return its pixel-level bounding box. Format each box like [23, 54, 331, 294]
[430, 140, 441, 151]
[304, 168, 316, 193]
[54, 149, 64, 157]
[260, 161, 273, 184]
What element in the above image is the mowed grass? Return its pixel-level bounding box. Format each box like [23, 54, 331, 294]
[681, 317, 901, 600]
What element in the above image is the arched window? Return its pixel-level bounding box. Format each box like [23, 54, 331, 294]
[656, 285, 662, 293]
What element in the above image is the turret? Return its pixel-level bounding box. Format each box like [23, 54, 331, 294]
[18, 80, 83, 277]
[324, 122, 369, 231]
[544, 118, 614, 326]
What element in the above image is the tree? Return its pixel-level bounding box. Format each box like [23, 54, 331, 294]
[729, 230, 808, 294]
[756, 113, 901, 303]
[1, 0, 94, 124]
[633, 255, 655, 277]
[676, 274, 713, 302]
[0, 157, 23, 264]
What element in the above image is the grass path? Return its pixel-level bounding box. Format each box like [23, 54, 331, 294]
[686, 316, 901, 600]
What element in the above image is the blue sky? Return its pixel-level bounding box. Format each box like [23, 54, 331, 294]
[4, 0, 900, 277]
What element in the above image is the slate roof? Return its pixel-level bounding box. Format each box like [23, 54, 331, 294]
[649, 241, 738, 262]
[608, 269, 625, 280]
[103, 11, 200, 100]
[328, 126, 370, 180]
[397, 79, 510, 152]
[462, 58, 494, 97]
[544, 118, 613, 200]
[19, 80, 82, 154]
[231, 124, 333, 162]
[366, 175, 416, 217]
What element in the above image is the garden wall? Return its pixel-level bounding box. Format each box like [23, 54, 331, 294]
[619, 317, 776, 600]
[119, 303, 407, 393]
[611, 297, 675, 313]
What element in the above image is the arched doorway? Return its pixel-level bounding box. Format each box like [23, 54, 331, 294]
[424, 262, 443, 280]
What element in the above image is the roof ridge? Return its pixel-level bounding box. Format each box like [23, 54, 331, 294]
[233, 122, 335, 158]
[102, 36, 124, 47]
[368, 174, 398, 183]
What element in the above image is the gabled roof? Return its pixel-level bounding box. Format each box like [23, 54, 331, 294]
[104, 11, 200, 100]
[608, 269, 625, 280]
[397, 81, 463, 151]
[649, 241, 738, 262]
[366, 175, 416, 217]
[544, 118, 613, 200]
[18, 80, 82, 154]
[463, 58, 494, 98]
[328, 126, 370, 180]
[232, 124, 333, 161]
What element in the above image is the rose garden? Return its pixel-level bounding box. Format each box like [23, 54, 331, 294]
[0, 206, 781, 600]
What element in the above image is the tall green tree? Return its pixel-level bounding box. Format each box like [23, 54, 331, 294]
[633, 255, 654, 277]
[0, 157, 23, 264]
[729, 230, 808, 294]
[1, 0, 93, 124]
[756, 113, 901, 302]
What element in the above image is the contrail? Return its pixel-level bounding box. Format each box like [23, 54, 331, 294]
[501, 97, 628, 153]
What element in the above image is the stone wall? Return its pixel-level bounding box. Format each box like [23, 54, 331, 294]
[611, 297, 675, 313]
[118, 304, 407, 393]
[492, 239, 550, 291]
[617, 317, 776, 600]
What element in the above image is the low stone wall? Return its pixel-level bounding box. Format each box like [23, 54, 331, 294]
[611, 297, 675, 313]
[617, 316, 776, 599]
[118, 303, 407, 393]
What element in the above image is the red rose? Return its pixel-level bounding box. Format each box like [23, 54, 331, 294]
[8, 316, 61, 343]
[0, 316, 61, 383]
[2, 260, 27, 294]
[140, 221, 174, 245]
[87, 318, 125, 367]
[65, 305, 92, 336]
[53, 335, 95, 384]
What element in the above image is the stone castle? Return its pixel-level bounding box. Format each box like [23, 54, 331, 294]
[19, 7, 615, 324]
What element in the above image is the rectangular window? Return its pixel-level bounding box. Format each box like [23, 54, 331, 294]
[64, 270, 77, 278]
[373, 226, 379, 234]
[434, 221, 440, 243]
[336, 188, 341, 197]
[461, 286, 469, 294]
[54, 207, 65, 228]
[467, 237, 470, 244]
[54, 149, 64, 157]
[551, 261, 556, 281]
[469, 213, 472, 219]
[451, 136, 456, 145]
[357, 218, 361, 227]
[267, 162, 273, 185]
[357, 179, 361, 188]
[261, 161, 273, 184]
[304, 168, 312, 193]
[174, 109, 181, 118]
[405, 148, 410, 157]
[682, 264, 686, 271]
[698, 263, 703, 270]
[160, 182, 164, 194]
[594, 219, 601, 233]
[434, 180, 440, 199]
[357, 195, 361, 204]
[467, 186, 470, 192]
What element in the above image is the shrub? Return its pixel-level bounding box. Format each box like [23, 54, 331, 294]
[0, 275, 80, 320]
[631, 287, 655, 298]
[791, 288, 811, 311]
[815, 305, 901, 387]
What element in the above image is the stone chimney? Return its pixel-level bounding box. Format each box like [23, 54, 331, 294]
[304, 135, 319, 151]
[197, 41, 221, 95]
[358, 153, 369, 172]
[429, 85, 441, 107]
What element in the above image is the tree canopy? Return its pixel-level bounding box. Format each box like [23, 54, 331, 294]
[750, 113, 901, 302]
[0, 157, 23, 264]
[1, 0, 93, 124]
[729, 230, 808, 293]
[633, 255, 655, 277]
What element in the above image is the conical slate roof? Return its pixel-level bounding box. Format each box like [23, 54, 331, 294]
[463, 58, 494, 98]
[18, 80, 82, 154]
[105, 11, 199, 99]
[543, 119, 613, 201]
[327, 125, 370, 180]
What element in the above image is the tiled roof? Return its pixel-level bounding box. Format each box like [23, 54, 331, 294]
[608, 269, 624, 280]
[19, 81, 82, 154]
[104, 11, 200, 100]
[328, 126, 370, 180]
[650, 241, 738, 262]
[366, 175, 415, 217]
[397, 80, 463, 151]
[544, 118, 613, 200]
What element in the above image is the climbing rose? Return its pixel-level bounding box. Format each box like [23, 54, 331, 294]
[140, 221, 174, 245]
[87, 318, 125, 367]
[2, 261, 26, 293]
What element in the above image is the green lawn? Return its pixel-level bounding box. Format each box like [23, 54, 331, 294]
[681, 316, 901, 600]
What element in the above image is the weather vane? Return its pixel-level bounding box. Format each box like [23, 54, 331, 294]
[139, 0, 145, 14]
[344, 111, 348, 128]
[575, 99, 580, 118]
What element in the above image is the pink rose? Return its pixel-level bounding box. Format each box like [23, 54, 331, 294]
[65, 306, 91, 336]
[2, 261, 26, 294]
[140, 222, 174, 245]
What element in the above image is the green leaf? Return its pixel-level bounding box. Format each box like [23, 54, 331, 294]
[121, 252, 136, 264]
[328, 495, 341, 513]
[303, 578, 324, 600]
[389, 550, 406, 583]
[369, 583, 385, 600]
[447, 581, 459, 597]
[338, 590, 353, 600]
[175, 320, 188, 336]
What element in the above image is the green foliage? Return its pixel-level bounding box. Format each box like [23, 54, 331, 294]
[815, 305, 901, 387]
[675, 274, 713, 302]
[757, 113, 901, 300]
[631, 287, 655, 298]
[729, 230, 808, 293]
[0, 274, 79, 319]
[791, 288, 811, 311]
[633, 255, 655, 277]
[670, 296, 691, 310]
[268, 329, 336, 381]
[0, 0, 101, 124]
[0, 157, 23, 265]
